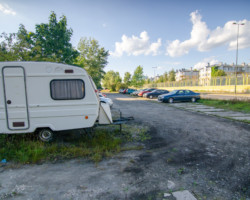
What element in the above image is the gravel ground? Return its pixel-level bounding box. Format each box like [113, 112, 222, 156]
[0, 93, 249, 200]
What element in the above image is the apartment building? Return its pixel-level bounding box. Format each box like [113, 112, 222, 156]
[199, 62, 250, 86]
[175, 68, 199, 82]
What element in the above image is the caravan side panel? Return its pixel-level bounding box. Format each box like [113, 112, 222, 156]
[0, 62, 100, 134]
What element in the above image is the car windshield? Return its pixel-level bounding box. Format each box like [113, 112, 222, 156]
[168, 90, 178, 95]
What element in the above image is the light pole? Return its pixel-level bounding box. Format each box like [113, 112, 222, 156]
[152, 67, 157, 82]
[232, 22, 245, 94]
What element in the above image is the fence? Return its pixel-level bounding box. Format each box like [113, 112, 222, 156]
[144, 74, 250, 88]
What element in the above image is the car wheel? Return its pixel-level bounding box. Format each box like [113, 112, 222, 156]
[149, 95, 153, 99]
[168, 98, 174, 103]
[38, 129, 54, 142]
[191, 97, 196, 102]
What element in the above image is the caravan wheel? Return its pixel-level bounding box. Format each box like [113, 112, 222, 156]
[38, 129, 54, 142]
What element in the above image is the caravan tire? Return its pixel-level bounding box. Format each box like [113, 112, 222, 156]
[38, 129, 54, 142]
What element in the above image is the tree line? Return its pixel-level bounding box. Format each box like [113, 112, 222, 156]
[102, 65, 145, 91]
[0, 12, 108, 88]
[102, 67, 178, 91]
[0, 11, 185, 91]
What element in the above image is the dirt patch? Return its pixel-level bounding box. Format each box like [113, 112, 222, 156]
[111, 93, 250, 199]
[0, 93, 249, 200]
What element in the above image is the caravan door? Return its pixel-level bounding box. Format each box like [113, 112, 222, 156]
[2, 67, 29, 130]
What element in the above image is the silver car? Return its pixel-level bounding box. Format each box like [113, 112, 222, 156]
[99, 94, 113, 107]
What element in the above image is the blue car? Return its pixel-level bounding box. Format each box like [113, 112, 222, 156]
[126, 88, 137, 94]
[158, 90, 200, 103]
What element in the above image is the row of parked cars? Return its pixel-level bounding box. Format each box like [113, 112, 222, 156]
[120, 88, 200, 103]
[119, 88, 137, 94]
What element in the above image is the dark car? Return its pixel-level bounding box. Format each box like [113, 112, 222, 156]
[158, 90, 200, 103]
[138, 88, 156, 97]
[144, 89, 169, 99]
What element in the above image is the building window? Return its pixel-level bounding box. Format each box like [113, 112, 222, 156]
[50, 79, 85, 100]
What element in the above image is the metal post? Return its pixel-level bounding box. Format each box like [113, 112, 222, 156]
[233, 22, 245, 94]
[152, 67, 157, 83]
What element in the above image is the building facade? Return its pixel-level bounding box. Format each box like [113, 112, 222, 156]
[175, 68, 199, 82]
[199, 62, 250, 86]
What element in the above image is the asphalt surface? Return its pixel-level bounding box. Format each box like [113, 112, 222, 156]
[0, 93, 249, 200]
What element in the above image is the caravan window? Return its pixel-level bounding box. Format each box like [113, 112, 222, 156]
[50, 79, 85, 100]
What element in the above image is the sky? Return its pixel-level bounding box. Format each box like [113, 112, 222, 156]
[1, 0, 250, 78]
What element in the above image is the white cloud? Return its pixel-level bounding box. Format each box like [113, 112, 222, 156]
[193, 57, 219, 70]
[110, 31, 162, 57]
[0, 3, 16, 16]
[166, 11, 250, 57]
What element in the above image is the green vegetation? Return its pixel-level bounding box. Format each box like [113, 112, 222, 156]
[76, 37, 109, 89]
[103, 65, 145, 91]
[0, 12, 79, 64]
[0, 12, 108, 88]
[102, 70, 122, 91]
[0, 125, 149, 165]
[211, 66, 226, 77]
[198, 99, 250, 113]
[168, 69, 176, 82]
[131, 65, 145, 88]
[123, 72, 132, 87]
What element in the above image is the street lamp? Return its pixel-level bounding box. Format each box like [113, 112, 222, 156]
[152, 67, 157, 82]
[232, 22, 245, 94]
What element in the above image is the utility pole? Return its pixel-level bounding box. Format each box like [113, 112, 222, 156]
[232, 22, 245, 94]
[152, 67, 157, 82]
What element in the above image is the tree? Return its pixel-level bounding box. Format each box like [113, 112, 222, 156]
[34, 12, 79, 64]
[13, 24, 35, 61]
[131, 65, 145, 88]
[216, 70, 226, 76]
[115, 82, 127, 91]
[163, 72, 168, 82]
[211, 66, 226, 77]
[0, 32, 17, 61]
[0, 12, 78, 64]
[123, 72, 132, 87]
[102, 70, 122, 91]
[145, 78, 151, 84]
[157, 75, 164, 83]
[76, 38, 109, 88]
[169, 69, 176, 82]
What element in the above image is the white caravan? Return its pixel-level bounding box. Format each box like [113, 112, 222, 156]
[0, 62, 112, 141]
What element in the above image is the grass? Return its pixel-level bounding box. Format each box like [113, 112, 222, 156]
[0, 124, 149, 165]
[198, 99, 250, 113]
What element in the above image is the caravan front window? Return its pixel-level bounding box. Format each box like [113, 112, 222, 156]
[50, 79, 85, 100]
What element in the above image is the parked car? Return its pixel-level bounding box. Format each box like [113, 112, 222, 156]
[144, 89, 169, 99]
[119, 89, 125, 93]
[138, 88, 156, 97]
[126, 88, 137, 94]
[130, 89, 144, 96]
[158, 90, 200, 103]
[99, 94, 113, 107]
[99, 92, 106, 97]
[122, 89, 128, 94]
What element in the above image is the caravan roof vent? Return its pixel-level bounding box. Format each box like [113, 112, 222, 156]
[65, 69, 74, 73]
